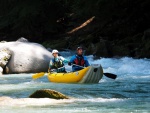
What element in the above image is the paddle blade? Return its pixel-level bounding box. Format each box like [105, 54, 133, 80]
[32, 72, 45, 79]
[103, 73, 117, 79]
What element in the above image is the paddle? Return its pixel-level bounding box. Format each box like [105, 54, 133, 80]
[103, 73, 117, 79]
[72, 64, 117, 79]
[32, 72, 45, 79]
[32, 67, 65, 79]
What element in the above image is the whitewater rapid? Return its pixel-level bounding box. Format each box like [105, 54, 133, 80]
[0, 53, 150, 113]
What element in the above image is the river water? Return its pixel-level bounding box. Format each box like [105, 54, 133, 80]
[0, 52, 150, 113]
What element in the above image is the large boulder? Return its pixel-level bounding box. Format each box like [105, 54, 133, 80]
[0, 41, 53, 73]
[29, 89, 69, 99]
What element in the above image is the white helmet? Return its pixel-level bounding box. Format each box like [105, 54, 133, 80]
[52, 49, 59, 54]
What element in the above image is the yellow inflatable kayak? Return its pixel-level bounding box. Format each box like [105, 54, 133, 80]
[47, 64, 103, 83]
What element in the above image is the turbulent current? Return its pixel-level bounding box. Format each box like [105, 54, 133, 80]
[0, 51, 149, 113]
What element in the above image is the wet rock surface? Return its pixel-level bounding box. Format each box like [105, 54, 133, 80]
[0, 48, 11, 74]
[29, 89, 69, 99]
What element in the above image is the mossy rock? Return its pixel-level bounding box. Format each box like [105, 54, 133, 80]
[0, 48, 11, 68]
[29, 89, 69, 99]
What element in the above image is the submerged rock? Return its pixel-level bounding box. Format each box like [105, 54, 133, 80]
[29, 89, 69, 99]
[0, 41, 53, 73]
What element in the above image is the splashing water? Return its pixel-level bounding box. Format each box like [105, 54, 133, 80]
[0, 52, 150, 113]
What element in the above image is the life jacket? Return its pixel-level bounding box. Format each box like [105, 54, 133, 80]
[73, 55, 85, 66]
[51, 58, 64, 69]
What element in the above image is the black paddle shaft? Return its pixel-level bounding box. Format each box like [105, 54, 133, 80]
[103, 73, 117, 79]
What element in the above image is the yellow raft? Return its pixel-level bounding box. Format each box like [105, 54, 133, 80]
[47, 64, 103, 83]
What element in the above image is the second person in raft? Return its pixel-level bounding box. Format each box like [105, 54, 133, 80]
[48, 49, 69, 73]
[68, 47, 90, 72]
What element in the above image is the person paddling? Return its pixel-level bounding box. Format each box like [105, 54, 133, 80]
[68, 47, 90, 71]
[48, 49, 68, 73]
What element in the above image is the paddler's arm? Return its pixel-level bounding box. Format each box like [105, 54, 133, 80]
[48, 60, 53, 73]
[68, 55, 76, 66]
[84, 56, 90, 67]
[63, 59, 69, 63]
[60, 56, 69, 63]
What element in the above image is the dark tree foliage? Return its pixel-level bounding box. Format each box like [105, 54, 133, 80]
[71, 0, 150, 39]
[0, 0, 72, 41]
[0, 0, 150, 42]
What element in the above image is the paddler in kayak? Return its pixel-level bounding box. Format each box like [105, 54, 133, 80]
[48, 49, 68, 73]
[68, 46, 90, 71]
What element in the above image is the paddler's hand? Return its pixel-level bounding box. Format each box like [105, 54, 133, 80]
[68, 62, 72, 66]
[48, 69, 50, 73]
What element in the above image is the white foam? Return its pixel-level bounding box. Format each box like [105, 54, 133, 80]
[88, 57, 150, 75]
[0, 96, 126, 107]
[75, 98, 125, 103]
[54, 53, 150, 76]
[0, 96, 74, 107]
